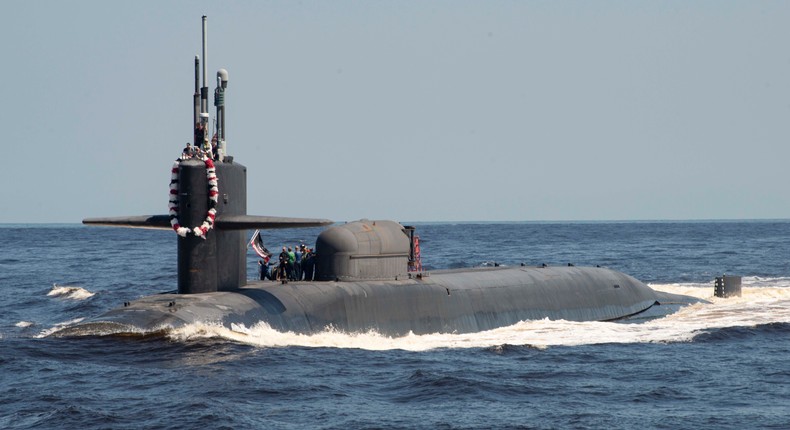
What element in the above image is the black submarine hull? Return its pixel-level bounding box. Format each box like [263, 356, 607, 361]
[60, 265, 698, 337]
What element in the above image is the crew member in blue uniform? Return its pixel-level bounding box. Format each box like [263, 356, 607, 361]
[258, 259, 268, 281]
[294, 245, 302, 281]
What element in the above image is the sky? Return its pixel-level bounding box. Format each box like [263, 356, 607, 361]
[2, 1, 789, 223]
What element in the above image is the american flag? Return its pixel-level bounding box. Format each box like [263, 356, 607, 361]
[249, 230, 271, 259]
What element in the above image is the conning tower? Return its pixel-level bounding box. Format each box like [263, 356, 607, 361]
[175, 159, 247, 293]
[83, 16, 332, 294]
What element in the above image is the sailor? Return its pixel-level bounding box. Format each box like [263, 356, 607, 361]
[258, 259, 268, 281]
[278, 247, 289, 283]
[302, 247, 315, 281]
[210, 132, 219, 160]
[287, 247, 296, 280]
[301, 244, 310, 280]
[194, 123, 205, 150]
[294, 245, 302, 281]
[182, 142, 194, 158]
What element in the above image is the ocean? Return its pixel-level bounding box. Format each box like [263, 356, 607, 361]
[1, 221, 789, 429]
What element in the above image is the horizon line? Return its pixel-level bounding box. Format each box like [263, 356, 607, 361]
[1, 217, 789, 227]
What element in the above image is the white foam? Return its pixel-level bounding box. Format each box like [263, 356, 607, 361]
[47, 284, 95, 300]
[35, 318, 86, 338]
[15, 321, 34, 328]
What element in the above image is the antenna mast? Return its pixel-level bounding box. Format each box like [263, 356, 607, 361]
[201, 15, 208, 113]
[193, 55, 199, 144]
[198, 15, 210, 152]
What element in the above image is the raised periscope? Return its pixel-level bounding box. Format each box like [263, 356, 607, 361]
[61, 16, 703, 337]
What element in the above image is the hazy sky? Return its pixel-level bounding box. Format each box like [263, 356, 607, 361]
[3, 1, 789, 223]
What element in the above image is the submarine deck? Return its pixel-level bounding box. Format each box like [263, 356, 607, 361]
[61, 265, 702, 337]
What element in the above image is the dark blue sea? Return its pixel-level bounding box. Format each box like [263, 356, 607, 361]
[2, 221, 789, 429]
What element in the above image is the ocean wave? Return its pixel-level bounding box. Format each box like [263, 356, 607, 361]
[741, 276, 790, 289]
[47, 284, 95, 300]
[15, 321, 34, 328]
[692, 322, 790, 343]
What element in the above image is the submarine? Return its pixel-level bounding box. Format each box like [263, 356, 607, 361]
[61, 17, 701, 337]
